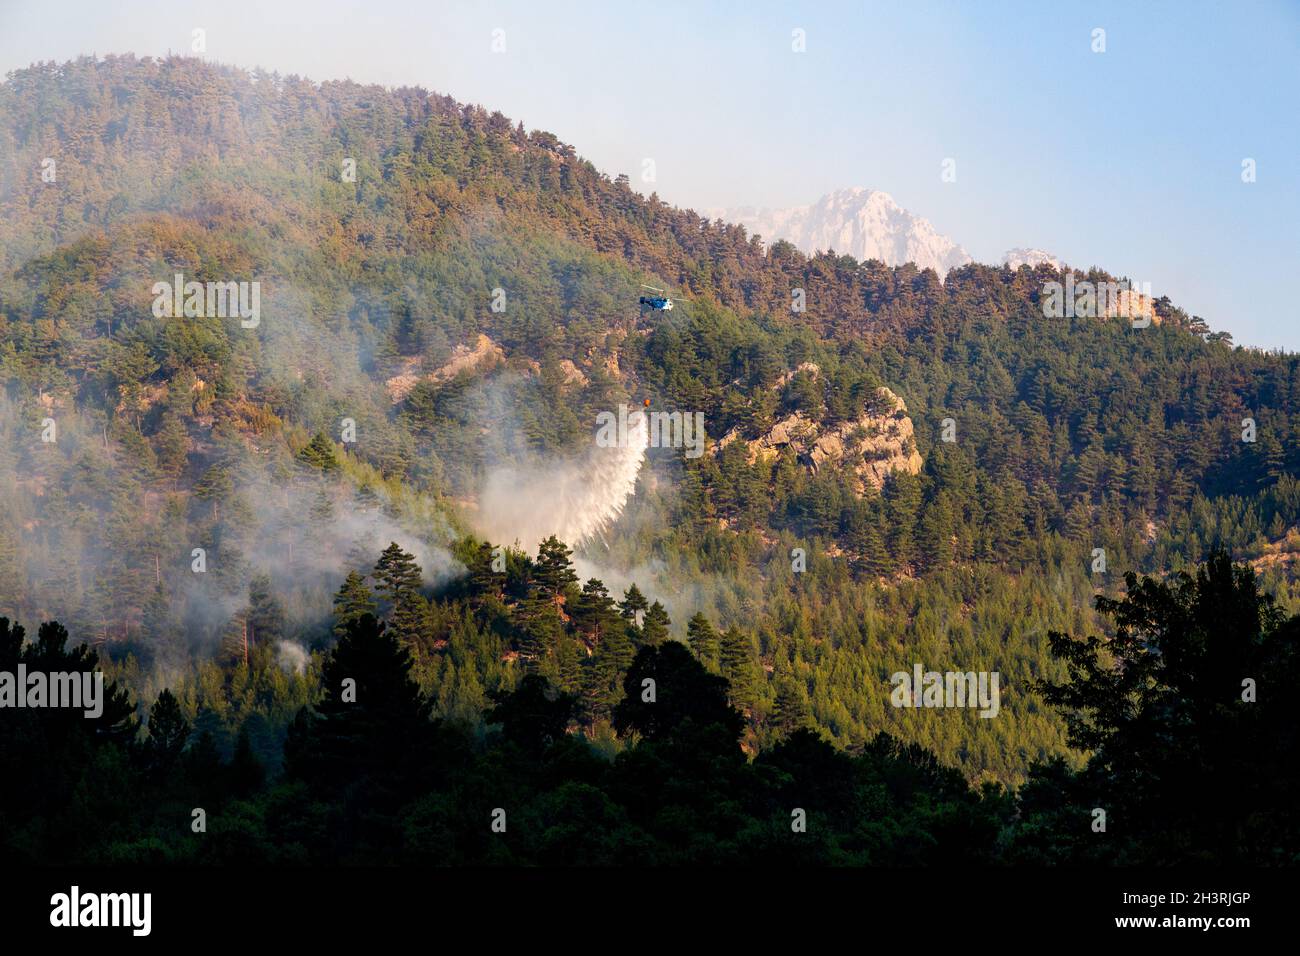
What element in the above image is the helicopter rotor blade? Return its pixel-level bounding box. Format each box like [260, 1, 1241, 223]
[640, 284, 693, 300]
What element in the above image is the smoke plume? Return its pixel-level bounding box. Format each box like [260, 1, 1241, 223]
[474, 409, 647, 552]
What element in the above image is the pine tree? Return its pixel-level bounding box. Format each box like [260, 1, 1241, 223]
[373, 542, 424, 645]
[533, 536, 578, 613]
[554, 632, 584, 696]
[333, 570, 377, 637]
[686, 612, 720, 670]
[0, 519, 24, 620]
[142, 582, 183, 665]
[719, 626, 757, 712]
[612, 642, 744, 750]
[918, 493, 955, 570]
[513, 536, 578, 668]
[619, 583, 649, 625]
[467, 540, 503, 605]
[220, 612, 253, 665]
[573, 578, 618, 649]
[247, 572, 286, 645]
[310, 486, 336, 524]
[884, 472, 923, 569]
[641, 601, 670, 646]
[285, 613, 432, 791]
[153, 412, 190, 481]
[603, 619, 635, 678]
[1064, 499, 1093, 544]
[144, 687, 191, 773]
[1259, 433, 1286, 487]
[579, 649, 617, 726]
[297, 431, 341, 472]
[193, 465, 233, 521]
[771, 674, 810, 737]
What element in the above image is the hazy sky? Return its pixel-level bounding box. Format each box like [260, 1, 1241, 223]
[1, 0, 1297, 348]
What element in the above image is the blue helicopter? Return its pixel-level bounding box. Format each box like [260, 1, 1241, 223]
[638, 284, 677, 312]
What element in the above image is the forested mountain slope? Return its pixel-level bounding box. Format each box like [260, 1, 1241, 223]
[2, 55, 1299, 786]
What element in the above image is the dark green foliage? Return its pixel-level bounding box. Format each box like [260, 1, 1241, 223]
[686, 612, 720, 671]
[464, 540, 504, 606]
[372, 542, 425, 647]
[532, 537, 578, 609]
[1015, 550, 1300, 864]
[618, 583, 648, 623]
[297, 432, 341, 473]
[0, 551, 1292, 864]
[246, 573, 286, 645]
[613, 641, 743, 748]
[719, 626, 758, 712]
[640, 601, 670, 646]
[770, 673, 811, 738]
[143, 688, 190, 774]
[286, 612, 432, 790]
[332, 570, 377, 637]
[0, 617, 138, 863]
[486, 673, 576, 754]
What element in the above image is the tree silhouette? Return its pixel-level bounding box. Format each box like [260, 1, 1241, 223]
[143, 688, 191, 775]
[613, 641, 743, 747]
[486, 673, 577, 754]
[1029, 550, 1300, 863]
[373, 542, 424, 646]
[286, 612, 434, 798]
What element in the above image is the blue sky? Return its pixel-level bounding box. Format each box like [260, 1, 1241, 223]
[1, 0, 1297, 348]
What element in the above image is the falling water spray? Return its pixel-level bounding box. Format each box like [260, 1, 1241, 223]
[475, 408, 648, 551]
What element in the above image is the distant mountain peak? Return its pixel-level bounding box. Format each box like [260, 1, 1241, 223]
[712, 187, 972, 277]
[1003, 247, 1061, 270]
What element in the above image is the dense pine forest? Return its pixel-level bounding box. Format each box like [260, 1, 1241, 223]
[1, 56, 1298, 864]
[2, 547, 1298, 864]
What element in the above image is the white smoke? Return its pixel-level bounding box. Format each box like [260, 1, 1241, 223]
[276, 641, 309, 675]
[474, 409, 648, 552]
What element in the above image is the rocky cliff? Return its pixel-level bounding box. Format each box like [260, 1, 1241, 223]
[718, 383, 923, 495]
